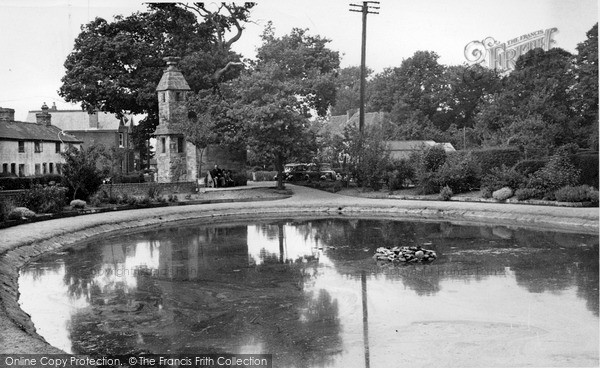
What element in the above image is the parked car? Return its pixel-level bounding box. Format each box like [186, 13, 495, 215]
[275, 162, 337, 182]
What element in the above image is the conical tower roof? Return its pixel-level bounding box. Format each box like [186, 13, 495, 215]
[156, 57, 191, 92]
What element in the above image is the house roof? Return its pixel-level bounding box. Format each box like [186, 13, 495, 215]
[0, 120, 82, 143]
[323, 111, 387, 136]
[25, 109, 137, 131]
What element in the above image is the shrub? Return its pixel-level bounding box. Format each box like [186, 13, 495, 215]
[481, 165, 526, 193]
[17, 184, 67, 213]
[515, 188, 544, 200]
[471, 147, 522, 176]
[569, 152, 598, 188]
[481, 187, 492, 199]
[554, 185, 599, 203]
[168, 194, 179, 203]
[147, 183, 163, 199]
[0, 175, 64, 191]
[0, 197, 16, 222]
[232, 172, 248, 186]
[492, 187, 513, 201]
[439, 186, 453, 201]
[113, 173, 145, 183]
[423, 145, 447, 172]
[434, 152, 481, 194]
[385, 159, 415, 190]
[250, 171, 278, 182]
[525, 153, 580, 200]
[8, 207, 35, 220]
[513, 159, 547, 176]
[415, 171, 440, 195]
[70, 199, 86, 209]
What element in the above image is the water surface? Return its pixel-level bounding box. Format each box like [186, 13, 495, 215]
[19, 219, 599, 367]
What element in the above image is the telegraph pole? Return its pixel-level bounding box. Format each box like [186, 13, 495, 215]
[350, 1, 379, 135]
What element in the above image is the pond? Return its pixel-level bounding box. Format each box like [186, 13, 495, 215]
[19, 218, 599, 367]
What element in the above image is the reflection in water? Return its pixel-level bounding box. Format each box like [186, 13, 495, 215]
[19, 219, 599, 367]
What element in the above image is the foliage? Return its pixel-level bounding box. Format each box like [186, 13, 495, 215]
[147, 183, 163, 200]
[574, 23, 598, 149]
[554, 185, 599, 204]
[470, 147, 522, 176]
[231, 172, 248, 186]
[8, 207, 35, 220]
[525, 153, 581, 200]
[434, 152, 481, 194]
[70, 199, 87, 209]
[61, 145, 110, 200]
[492, 187, 513, 201]
[231, 25, 340, 189]
[59, 3, 255, 168]
[439, 186, 453, 201]
[17, 185, 67, 213]
[0, 174, 63, 191]
[481, 165, 526, 193]
[513, 159, 547, 176]
[330, 66, 371, 116]
[514, 188, 544, 201]
[569, 152, 599, 188]
[0, 197, 16, 222]
[423, 145, 447, 172]
[248, 171, 278, 182]
[385, 159, 415, 190]
[343, 124, 391, 190]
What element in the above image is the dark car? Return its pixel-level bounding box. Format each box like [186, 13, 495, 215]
[278, 163, 337, 182]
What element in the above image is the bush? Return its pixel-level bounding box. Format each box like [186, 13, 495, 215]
[147, 183, 163, 200]
[569, 152, 598, 188]
[113, 173, 145, 183]
[249, 171, 277, 182]
[435, 152, 481, 194]
[515, 188, 544, 200]
[8, 207, 35, 220]
[385, 159, 415, 190]
[17, 184, 67, 213]
[70, 199, 86, 209]
[525, 153, 580, 200]
[513, 159, 547, 176]
[492, 187, 513, 201]
[439, 186, 453, 201]
[0, 175, 64, 191]
[554, 185, 599, 203]
[471, 147, 522, 176]
[0, 197, 16, 222]
[481, 165, 526, 193]
[423, 145, 447, 172]
[232, 172, 248, 186]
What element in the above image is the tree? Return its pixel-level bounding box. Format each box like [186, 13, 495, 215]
[330, 66, 371, 116]
[59, 3, 254, 169]
[574, 23, 598, 149]
[61, 145, 110, 200]
[231, 25, 340, 189]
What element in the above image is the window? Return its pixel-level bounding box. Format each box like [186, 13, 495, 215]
[161, 92, 166, 102]
[10, 163, 16, 174]
[56, 163, 62, 175]
[18, 164, 25, 177]
[55, 142, 61, 153]
[2, 163, 8, 173]
[119, 133, 124, 148]
[34, 141, 42, 153]
[161, 137, 166, 154]
[18, 141, 24, 153]
[42, 163, 47, 175]
[175, 92, 182, 101]
[49, 163, 54, 174]
[35, 164, 40, 176]
[177, 136, 184, 153]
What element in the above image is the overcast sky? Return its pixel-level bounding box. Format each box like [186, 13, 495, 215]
[0, 0, 597, 121]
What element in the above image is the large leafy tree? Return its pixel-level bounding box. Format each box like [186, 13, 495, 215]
[231, 25, 340, 189]
[474, 47, 578, 154]
[574, 23, 598, 149]
[330, 66, 371, 116]
[59, 3, 254, 168]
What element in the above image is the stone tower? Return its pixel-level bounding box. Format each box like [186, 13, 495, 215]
[155, 57, 197, 183]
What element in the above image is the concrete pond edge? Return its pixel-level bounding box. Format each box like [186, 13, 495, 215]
[0, 199, 598, 354]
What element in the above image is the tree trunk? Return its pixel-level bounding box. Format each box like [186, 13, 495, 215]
[275, 154, 285, 190]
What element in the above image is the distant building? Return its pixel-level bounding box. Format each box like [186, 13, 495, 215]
[386, 140, 456, 160]
[0, 104, 82, 177]
[26, 103, 136, 174]
[324, 111, 455, 159]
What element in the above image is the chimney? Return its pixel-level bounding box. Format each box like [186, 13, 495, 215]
[36, 102, 52, 126]
[0, 107, 15, 122]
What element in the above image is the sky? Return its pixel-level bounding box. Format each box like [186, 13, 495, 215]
[0, 0, 597, 121]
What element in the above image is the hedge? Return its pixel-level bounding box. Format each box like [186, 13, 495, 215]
[570, 152, 598, 188]
[513, 159, 547, 176]
[470, 147, 522, 176]
[0, 175, 64, 191]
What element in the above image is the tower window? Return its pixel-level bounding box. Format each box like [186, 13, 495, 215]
[18, 141, 24, 153]
[34, 141, 42, 152]
[55, 142, 61, 153]
[161, 137, 166, 154]
[119, 133, 124, 148]
[177, 137, 184, 153]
